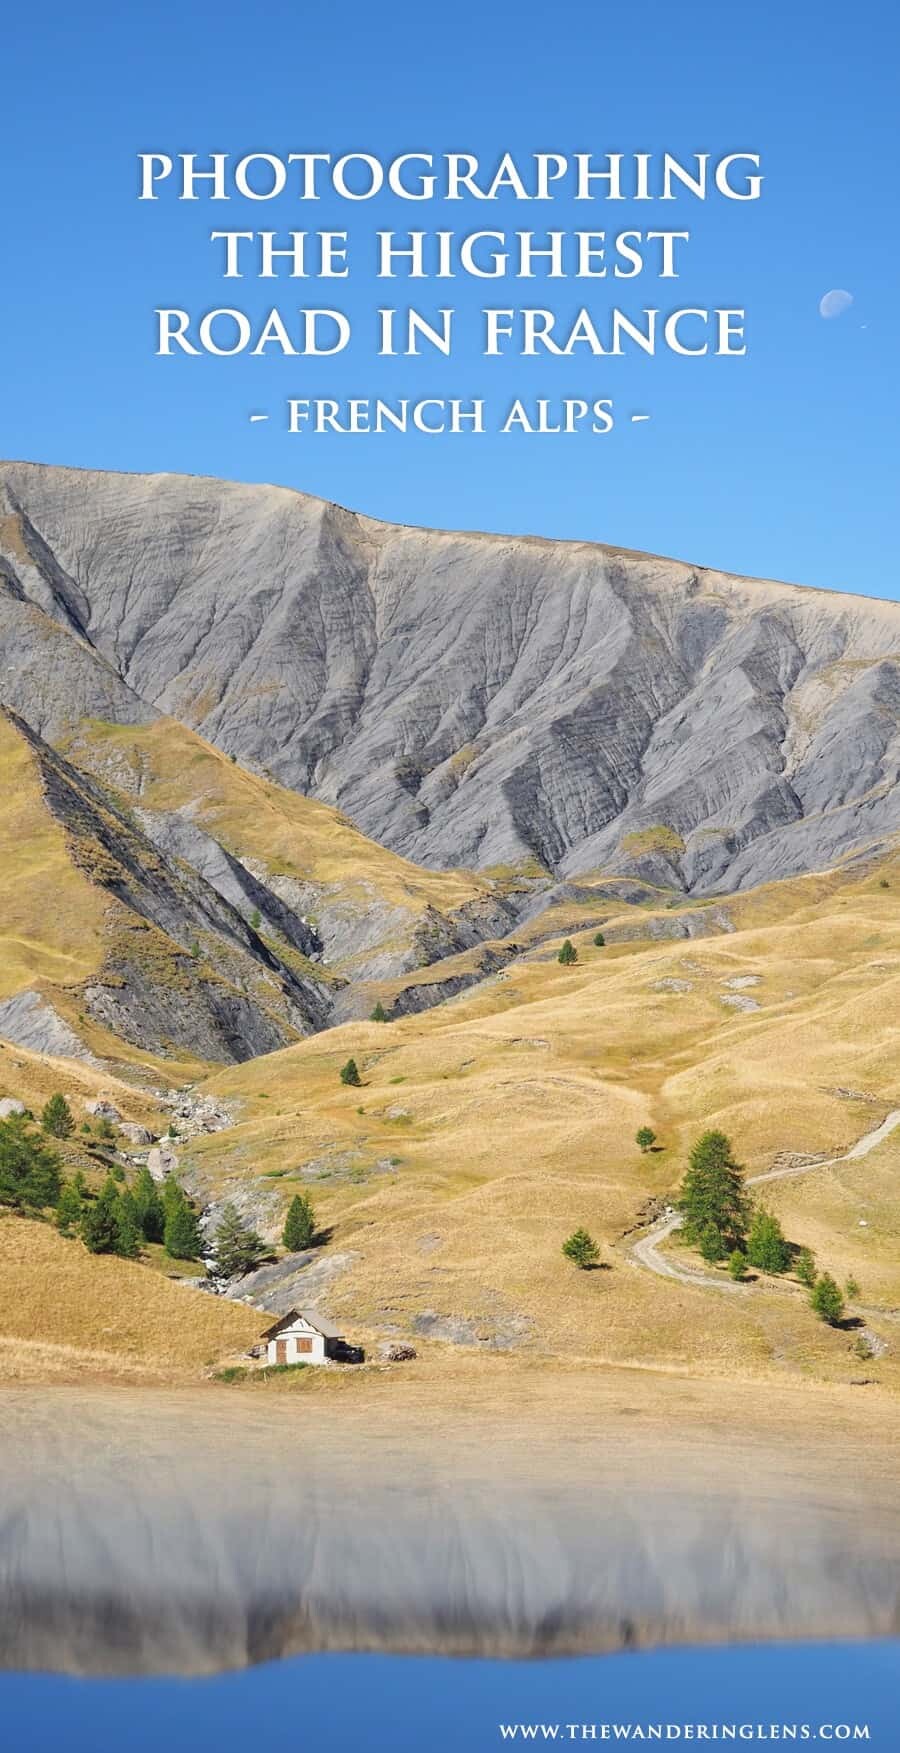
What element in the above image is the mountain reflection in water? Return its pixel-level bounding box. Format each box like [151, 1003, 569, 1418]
[2, 1386, 899, 1676]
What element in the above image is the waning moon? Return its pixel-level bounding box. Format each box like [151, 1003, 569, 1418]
[819, 289, 854, 319]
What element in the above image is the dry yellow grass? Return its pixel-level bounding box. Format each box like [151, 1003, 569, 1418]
[183, 848, 900, 1394]
[0, 1216, 265, 1381]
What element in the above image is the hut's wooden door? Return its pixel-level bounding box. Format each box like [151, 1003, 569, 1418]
[275, 1339, 287, 1364]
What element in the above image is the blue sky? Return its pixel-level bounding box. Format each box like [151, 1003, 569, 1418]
[0, 0, 897, 595]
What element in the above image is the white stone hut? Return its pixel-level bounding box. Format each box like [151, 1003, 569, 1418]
[261, 1308, 345, 1366]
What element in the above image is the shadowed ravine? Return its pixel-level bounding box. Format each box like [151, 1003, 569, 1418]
[2, 1386, 899, 1676]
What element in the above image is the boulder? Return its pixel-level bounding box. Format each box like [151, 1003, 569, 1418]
[119, 1123, 154, 1147]
[377, 1342, 417, 1363]
[0, 1098, 26, 1118]
[84, 1098, 122, 1121]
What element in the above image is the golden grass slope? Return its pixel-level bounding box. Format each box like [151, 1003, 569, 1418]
[64, 716, 489, 928]
[189, 848, 900, 1393]
[0, 712, 108, 1000]
[0, 1217, 264, 1383]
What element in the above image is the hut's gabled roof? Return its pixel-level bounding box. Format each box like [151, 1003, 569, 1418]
[261, 1307, 344, 1341]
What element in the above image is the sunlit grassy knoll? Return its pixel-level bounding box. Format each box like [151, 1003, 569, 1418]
[0, 1216, 264, 1382]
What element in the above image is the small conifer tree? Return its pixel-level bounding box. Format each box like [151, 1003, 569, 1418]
[593, 931, 605, 947]
[811, 1273, 845, 1326]
[80, 1176, 124, 1254]
[636, 1126, 657, 1153]
[41, 1093, 74, 1139]
[562, 1227, 600, 1269]
[163, 1183, 204, 1260]
[370, 1001, 389, 1023]
[0, 1113, 62, 1212]
[132, 1166, 166, 1243]
[699, 1222, 726, 1263]
[795, 1247, 817, 1288]
[746, 1208, 791, 1275]
[679, 1130, 750, 1252]
[56, 1179, 84, 1237]
[558, 939, 578, 965]
[728, 1248, 748, 1281]
[845, 1275, 861, 1301]
[115, 1190, 142, 1259]
[213, 1203, 266, 1277]
[340, 1058, 362, 1087]
[283, 1192, 316, 1252]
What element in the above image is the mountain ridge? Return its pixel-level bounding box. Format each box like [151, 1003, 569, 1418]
[2, 458, 899, 895]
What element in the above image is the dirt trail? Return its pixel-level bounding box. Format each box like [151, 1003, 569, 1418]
[629, 1108, 900, 1293]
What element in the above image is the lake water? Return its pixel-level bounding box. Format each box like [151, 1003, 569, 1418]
[3, 1642, 899, 1753]
[4, 1388, 900, 1747]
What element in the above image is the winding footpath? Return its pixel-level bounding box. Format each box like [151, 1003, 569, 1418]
[629, 1107, 900, 1294]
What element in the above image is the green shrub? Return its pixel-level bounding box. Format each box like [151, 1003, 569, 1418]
[728, 1249, 748, 1281]
[636, 1126, 656, 1153]
[593, 932, 605, 947]
[558, 939, 578, 965]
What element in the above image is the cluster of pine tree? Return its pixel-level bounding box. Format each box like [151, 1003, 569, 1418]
[678, 1128, 851, 1323]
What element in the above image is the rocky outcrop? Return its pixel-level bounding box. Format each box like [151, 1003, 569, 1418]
[3, 460, 900, 893]
[2, 707, 333, 1062]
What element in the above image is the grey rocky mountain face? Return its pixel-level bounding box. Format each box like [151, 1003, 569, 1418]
[2, 459, 899, 898]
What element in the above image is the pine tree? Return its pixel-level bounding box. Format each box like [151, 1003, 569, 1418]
[562, 1227, 600, 1269]
[0, 1113, 62, 1212]
[593, 932, 605, 947]
[80, 1176, 124, 1254]
[41, 1093, 74, 1139]
[558, 939, 578, 965]
[213, 1203, 266, 1277]
[370, 1001, 389, 1023]
[811, 1273, 845, 1326]
[795, 1247, 817, 1288]
[845, 1276, 861, 1301]
[636, 1126, 657, 1153]
[163, 1183, 204, 1260]
[728, 1248, 748, 1281]
[283, 1192, 316, 1252]
[746, 1208, 791, 1275]
[132, 1166, 165, 1243]
[340, 1058, 362, 1087]
[679, 1130, 750, 1251]
[56, 1179, 84, 1237]
[699, 1222, 726, 1263]
[115, 1190, 142, 1259]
